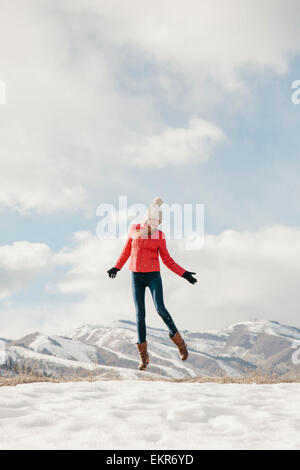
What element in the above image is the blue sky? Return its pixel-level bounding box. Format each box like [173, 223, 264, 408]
[0, 0, 300, 338]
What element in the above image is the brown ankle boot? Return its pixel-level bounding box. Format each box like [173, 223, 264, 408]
[169, 331, 189, 361]
[136, 341, 149, 370]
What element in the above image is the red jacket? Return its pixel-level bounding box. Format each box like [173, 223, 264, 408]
[114, 223, 186, 277]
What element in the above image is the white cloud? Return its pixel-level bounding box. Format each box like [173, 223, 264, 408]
[171, 224, 300, 330]
[0, 241, 53, 299]
[0, 223, 299, 338]
[0, 1, 300, 213]
[0, 1, 160, 215]
[124, 117, 225, 168]
[90, 0, 300, 88]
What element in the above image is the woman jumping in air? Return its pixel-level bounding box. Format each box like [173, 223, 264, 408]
[107, 197, 197, 371]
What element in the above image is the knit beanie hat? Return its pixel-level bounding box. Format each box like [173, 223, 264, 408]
[144, 196, 164, 224]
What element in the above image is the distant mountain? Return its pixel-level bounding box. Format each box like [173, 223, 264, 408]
[2, 319, 300, 380]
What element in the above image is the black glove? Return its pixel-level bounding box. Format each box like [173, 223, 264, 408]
[107, 267, 120, 278]
[182, 271, 197, 285]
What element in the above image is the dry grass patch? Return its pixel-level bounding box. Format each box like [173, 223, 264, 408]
[140, 369, 300, 384]
[0, 361, 121, 387]
[2, 364, 300, 387]
[0, 373, 106, 388]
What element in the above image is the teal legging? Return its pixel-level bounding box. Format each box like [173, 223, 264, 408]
[131, 271, 178, 343]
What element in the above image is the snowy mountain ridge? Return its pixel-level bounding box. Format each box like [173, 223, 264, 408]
[2, 318, 300, 380]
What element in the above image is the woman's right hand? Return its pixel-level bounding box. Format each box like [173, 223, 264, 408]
[107, 267, 120, 278]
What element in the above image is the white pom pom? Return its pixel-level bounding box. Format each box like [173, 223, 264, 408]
[152, 196, 163, 206]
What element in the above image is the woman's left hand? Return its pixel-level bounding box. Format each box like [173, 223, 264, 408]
[182, 271, 197, 284]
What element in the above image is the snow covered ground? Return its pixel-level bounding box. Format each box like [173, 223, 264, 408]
[0, 379, 299, 450]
